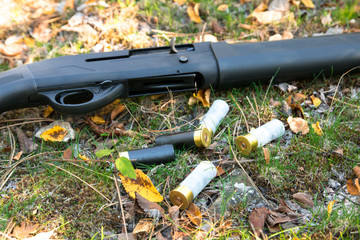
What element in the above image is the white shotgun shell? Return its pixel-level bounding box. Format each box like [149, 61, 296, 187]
[199, 99, 230, 135]
[236, 119, 285, 155]
[169, 161, 217, 209]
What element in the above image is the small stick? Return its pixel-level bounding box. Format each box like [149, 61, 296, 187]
[0, 118, 54, 123]
[0, 119, 55, 130]
[326, 96, 360, 109]
[230, 93, 250, 132]
[0, 231, 15, 240]
[47, 162, 112, 203]
[113, 168, 129, 240]
[7, 128, 16, 167]
[252, 92, 261, 127]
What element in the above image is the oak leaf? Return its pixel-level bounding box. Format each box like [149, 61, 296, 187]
[119, 169, 163, 202]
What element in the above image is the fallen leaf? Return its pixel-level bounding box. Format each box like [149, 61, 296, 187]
[99, 99, 122, 115]
[353, 166, 360, 178]
[266, 211, 292, 227]
[287, 117, 309, 135]
[311, 122, 323, 136]
[136, 192, 165, 220]
[239, 23, 253, 30]
[95, 149, 114, 158]
[251, 11, 283, 25]
[252, 2, 268, 13]
[116, 156, 136, 179]
[62, 148, 73, 159]
[119, 169, 163, 202]
[132, 219, 153, 235]
[40, 125, 68, 142]
[187, 3, 201, 23]
[269, 34, 282, 41]
[286, 93, 307, 105]
[203, 34, 218, 42]
[43, 106, 54, 118]
[186, 202, 202, 226]
[268, 0, 290, 12]
[327, 200, 336, 218]
[188, 96, 199, 106]
[217, 4, 228, 11]
[334, 148, 343, 155]
[63, 0, 75, 11]
[277, 83, 297, 92]
[91, 114, 106, 124]
[310, 95, 321, 107]
[211, 20, 224, 34]
[347, 179, 360, 195]
[193, 89, 210, 107]
[12, 222, 38, 239]
[355, 178, 360, 192]
[0, 43, 24, 57]
[111, 104, 126, 121]
[15, 128, 38, 153]
[282, 31, 293, 39]
[168, 205, 180, 223]
[13, 151, 23, 160]
[292, 192, 314, 209]
[216, 166, 226, 176]
[78, 154, 90, 161]
[263, 147, 270, 164]
[174, 0, 186, 6]
[35, 121, 75, 142]
[248, 207, 269, 237]
[301, 0, 315, 8]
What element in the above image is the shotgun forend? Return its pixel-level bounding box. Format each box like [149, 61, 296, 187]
[1, 33, 359, 114]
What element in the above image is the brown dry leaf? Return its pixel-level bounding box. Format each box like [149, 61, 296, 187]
[211, 20, 224, 34]
[263, 147, 270, 164]
[287, 117, 309, 135]
[43, 106, 54, 118]
[355, 178, 360, 192]
[150, 94, 165, 100]
[169, 206, 180, 222]
[251, 11, 283, 25]
[13, 151, 23, 161]
[174, 0, 187, 6]
[186, 202, 202, 226]
[216, 166, 226, 176]
[239, 23, 253, 30]
[136, 192, 165, 219]
[91, 114, 106, 124]
[266, 211, 292, 227]
[63, 0, 75, 11]
[311, 122, 323, 136]
[193, 89, 210, 107]
[301, 0, 315, 8]
[188, 96, 199, 106]
[252, 2, 268, 13]
[310, 95, 321, 107]
[353, 166, 360, 178]
[132, 219, 153, 235]
[217, 4, 228, 11]
[62, 148, 73, 159]
[286, 93, 307, 105]
[347, 179, 360, 195]
[40, 125, 68, 142]
[248, 207, 269, 237]
[334, 148, 343, 155]
[119, 169, 163, 202]
[110, 104, 126, 121]
[99, 99, 122, 115]
[292, 192, 314, 209]
[187, 3, 201, 23]
[15, 128, 38, 154]
[24, 37, 35, 48]
[12, 222, 38, 239]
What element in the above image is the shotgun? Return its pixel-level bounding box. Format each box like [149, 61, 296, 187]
[1, 33, 359, 114]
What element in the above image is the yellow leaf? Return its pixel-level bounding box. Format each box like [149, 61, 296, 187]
[43, 105, 54, 118]
[193, 89, 210, 107]
[119, 169, 163, 202]
[327, 200, 336, 218]
[187, 3, 201, 23]
[91, 114, 106, 124]
[310, 95, 321, 107]
[217, 4, 228, 12]
[24, 37, 35, 48]
[40, 125, 68, 142]
[346, 179, 360, 195]
[301, 0, 315, 8]
[174, 0, 187, 6]
[186, 202, 202, 226]
[78, 154, 90, 161]
[311, 121, 323, 136]
[99, 99, 122, 115]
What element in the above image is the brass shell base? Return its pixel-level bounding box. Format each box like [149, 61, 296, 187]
[169, 185, 194, 210]
[235, 133, 258, 155]
[194, 127, 212, 148]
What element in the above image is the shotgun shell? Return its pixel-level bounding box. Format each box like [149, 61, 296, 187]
[199, 100, 230, 136]
[169, 161, 217, 209]
[155, 127, 211, 148]
[119, 144, 175, 165]
[235, 119, 285, 155]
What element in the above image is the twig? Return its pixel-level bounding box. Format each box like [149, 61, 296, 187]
[230, 93, 249, 132]
[0, 118, 54, 123]
[67, 162, 115, 180]
[261, 67, 279, 109]
[252, 92, 261, 127]
[0, 119, 55, 130]
[0, 231, 15, 240]
[46, 162, 112, 203]
[326, 96, 360, 109]
[228, 142, 272, 207]
[113, 168, 129, 240]
[7, 128, 16, 167]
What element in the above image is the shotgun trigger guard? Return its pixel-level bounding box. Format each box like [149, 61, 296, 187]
[40, 84, 126, 114]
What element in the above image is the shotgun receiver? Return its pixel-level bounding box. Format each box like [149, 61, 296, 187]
[1, 33, 359, 114]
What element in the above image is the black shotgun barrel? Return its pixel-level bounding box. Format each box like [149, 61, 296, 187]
[211, 33, 360, 89]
